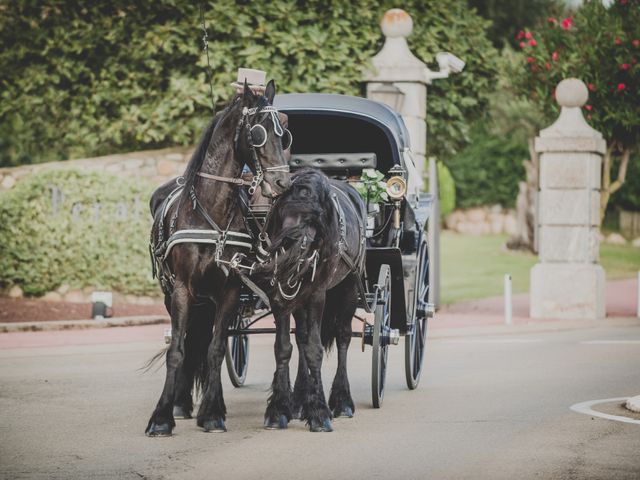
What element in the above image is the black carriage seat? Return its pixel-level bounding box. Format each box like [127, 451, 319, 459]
[288, 152, 377, 178]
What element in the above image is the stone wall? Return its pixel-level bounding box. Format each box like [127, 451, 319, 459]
[444, 205, 517, 236]
[0, 146, 195, 191]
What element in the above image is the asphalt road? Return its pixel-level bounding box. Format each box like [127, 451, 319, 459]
[1, 323, 639, 480]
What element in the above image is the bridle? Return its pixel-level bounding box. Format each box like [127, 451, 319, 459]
[196, 103, 291, 196]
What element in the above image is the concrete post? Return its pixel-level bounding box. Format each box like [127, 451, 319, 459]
[530, 78, 606, 320]
[364, 9, 431, 180]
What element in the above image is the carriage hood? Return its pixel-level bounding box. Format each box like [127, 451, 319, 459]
[274, 93, 411, 173]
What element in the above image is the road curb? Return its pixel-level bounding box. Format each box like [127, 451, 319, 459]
[0, 315, 169, 333]
[626, 395, 640, 413]
[428, 316, 639, 339]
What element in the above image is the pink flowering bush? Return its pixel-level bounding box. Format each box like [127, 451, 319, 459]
[513, 0, 640, 218]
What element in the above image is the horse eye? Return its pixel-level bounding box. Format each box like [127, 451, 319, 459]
[250, 124, 267, 147]
[281, 129, 293, 150]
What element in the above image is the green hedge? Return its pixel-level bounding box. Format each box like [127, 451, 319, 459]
[447, 124, 527, 209]
[0, 1, 500, 167]
[0, 170, 157, 296]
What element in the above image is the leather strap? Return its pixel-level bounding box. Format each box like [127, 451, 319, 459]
[197, 171, 252, 186]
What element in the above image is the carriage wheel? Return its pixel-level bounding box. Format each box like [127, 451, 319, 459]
[372, 264, 391, 408]
[405, 235, 430, 390]
[225, 314, 250, 387]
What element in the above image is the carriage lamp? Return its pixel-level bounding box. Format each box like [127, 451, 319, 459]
[387, 165, 407, 229]
[369, 83, 405, 112]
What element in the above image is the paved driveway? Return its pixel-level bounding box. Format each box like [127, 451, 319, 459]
[1, 323, 639, 479]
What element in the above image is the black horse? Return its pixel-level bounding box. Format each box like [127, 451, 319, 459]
[256, 168, 366, 432]
[146, 80, 291, 436]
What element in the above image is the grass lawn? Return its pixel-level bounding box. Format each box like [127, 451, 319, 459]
[440, 231, 640, 305]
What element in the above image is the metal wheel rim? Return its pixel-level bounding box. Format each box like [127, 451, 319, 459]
[225, 316, 249, 387]
[372, 265, 391, 408]
[405, 236, 429, 390]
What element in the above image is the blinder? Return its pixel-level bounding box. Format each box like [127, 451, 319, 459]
[250, 124, 293, 151]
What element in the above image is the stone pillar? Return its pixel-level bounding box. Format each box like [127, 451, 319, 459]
[364, 9, 430, 180]
[530, 78, 606, 320]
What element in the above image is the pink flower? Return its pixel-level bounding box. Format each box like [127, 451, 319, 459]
[620, 0, 628, 5]
[545, 62, 551, 70]
[517, 31, 524, 40]
[615, 38, 622, 45]
[528, 39, 537, 47]
[588, 83, 596, 91]
[525, 31, 532, 39]
[548, 17, 558, 24]
[519, 41, 526, 49]
[585, 105, 592, 111]
[621, 63, 630, 70]
[527, 56, 535, 64]
[561, 17, 573, 30]
[617, 83, 626, 91]
[633, 40, 640, 47]
[552, 51, 559, 61]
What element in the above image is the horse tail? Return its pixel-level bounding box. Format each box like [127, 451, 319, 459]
[321, 292, 338, 352]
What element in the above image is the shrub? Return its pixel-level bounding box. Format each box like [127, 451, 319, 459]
[447, 124, 527, 209]
[0, 170, 157, 296]
[437, 161, 456, 218]
[0, 1, 500, 166]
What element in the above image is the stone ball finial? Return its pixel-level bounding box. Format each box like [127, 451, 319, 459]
[380, 9, 413, 38]
[556, 78, 589, 108]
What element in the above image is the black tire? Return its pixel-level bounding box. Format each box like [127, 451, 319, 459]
[372, 264, 391, 408]
[405, 234, 429, 390]
[225, 314, 249, 387]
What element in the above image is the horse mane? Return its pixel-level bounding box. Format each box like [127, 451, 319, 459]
[268, 169, 338, 283]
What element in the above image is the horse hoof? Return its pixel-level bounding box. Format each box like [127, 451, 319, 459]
[202, 419, 227, 433]
[309, 418, 333, 433]
[333, 406, 354, 418]
[146, 422, 173, 437]
[173, 406, 192, 419]
[264, 414, 288, 430]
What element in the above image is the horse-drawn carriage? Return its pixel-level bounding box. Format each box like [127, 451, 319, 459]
[225, 93, 436, 408]
[147, 84, 436, 435]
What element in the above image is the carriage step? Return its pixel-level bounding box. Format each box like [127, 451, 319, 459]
[362, 323, 400, 347]
[417, 302, 436, 318]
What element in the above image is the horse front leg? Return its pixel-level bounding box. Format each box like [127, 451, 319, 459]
[197, 282, 240, 433]
[296, 294, 333, 432]
[264, 307, 293, 429]
[292, 323, 310, 420]
[146, 281, 191, 436]
[328, 282, 358, 418]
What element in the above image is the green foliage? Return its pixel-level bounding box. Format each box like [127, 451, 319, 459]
[0, 0, 500, 167]
[611, 153, 640, 211]
[355, 169, 389, 204]
[436, 161, 456, 218]
[468, 0, 558, 49]
[510, 0, 640, 151]
[447, 124, 527, 208]
[0, 170, 156, 296]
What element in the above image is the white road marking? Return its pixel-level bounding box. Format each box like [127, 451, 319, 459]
[440, 339, 542, 344]
[570, 397, 640, 425]
[580, 340, 640, 345]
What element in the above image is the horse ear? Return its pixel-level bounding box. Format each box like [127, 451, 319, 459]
[264, 79, 276, 104]
[242, 79, 254, 105]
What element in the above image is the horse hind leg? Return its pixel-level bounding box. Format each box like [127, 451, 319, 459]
[173, 302, 214, 419]
[264, 308, 293, 429]
[327, 280, 358, 418]
[146, 282, 191, 436]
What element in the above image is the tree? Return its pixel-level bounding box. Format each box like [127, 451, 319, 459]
[511, 0, 640, 221]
